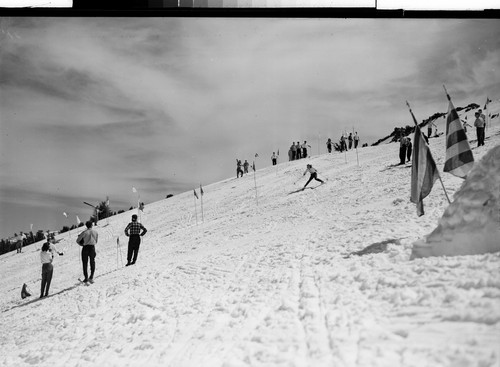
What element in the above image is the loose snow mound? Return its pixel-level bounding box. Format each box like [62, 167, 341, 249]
[411, 144, 500, 259]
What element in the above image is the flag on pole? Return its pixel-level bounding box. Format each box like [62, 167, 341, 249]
[255, 153, 259, 158]
[76, 215, 82, 225]
[63, 212, 68, 218]
[277, 149, 279, 156]
[252, 161, 256, 171]
[410, 124, 440, 216]
[200, 184, 204, 196]
[443, 93, 474, 178]
[193, 189, 198, 199]
[484, 96, 492, 109]
[132, 187, 137, 193]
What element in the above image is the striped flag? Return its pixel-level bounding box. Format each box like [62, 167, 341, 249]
[443, 98, 474, 178]
[410, 124, 440, 216]
[200, 184, 204, 196]
[193, 189, 198, 199]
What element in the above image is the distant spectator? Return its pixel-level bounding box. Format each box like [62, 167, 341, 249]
[301, 141, 309, 158]
[236, 159, 243, 178]
[271, 152, 278, 166]
[340, 135, 346, 152]
[354, 132, 360, 149]
[295, 142, 302, 159]
[348, 133, 353, 150]
[16, 232, 26, 253]
[474, 111, 485, 147]
[124, 214, 147, 266]
[243, 160, 250, 174]
[406, 137, 412, 162]
[326, 138, 332, 153]
[291, 143, 297, 161]
[288, 148, 292, 161]
[399, 134, 409, 165]
[76, 221, 98, 284]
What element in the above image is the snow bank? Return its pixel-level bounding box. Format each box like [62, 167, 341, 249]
[412, 145, 500, 259]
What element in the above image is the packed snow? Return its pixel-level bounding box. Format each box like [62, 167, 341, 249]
[1, 102, 499, 367]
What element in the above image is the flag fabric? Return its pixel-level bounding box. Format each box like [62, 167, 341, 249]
[255, 153, 259, 158]
[277, 149, 279, 156]
[200, 184, 204, 196]
[63, 212, 68, 218]
[76, 215, 81, 225]
[484, 96, 492, 109]
[443, 99, 474, 178]
[193, 189, 198, 199]
[252, 161, 256, 171]
[132, 187, 137, 193]
[410, 125, 440, 216]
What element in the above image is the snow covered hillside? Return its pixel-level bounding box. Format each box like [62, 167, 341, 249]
[1, 102, 499, 367]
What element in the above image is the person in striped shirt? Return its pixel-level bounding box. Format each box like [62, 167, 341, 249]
[124, 214, 147, 266]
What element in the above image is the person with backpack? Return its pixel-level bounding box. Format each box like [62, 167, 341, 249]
[124, 214, 147, 266]
[302, 164, 325, 190]
[76, 221, 98, 284]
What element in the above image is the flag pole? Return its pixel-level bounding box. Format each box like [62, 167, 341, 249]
[253, 155, 259, 206]
[407, 101, 451, 204]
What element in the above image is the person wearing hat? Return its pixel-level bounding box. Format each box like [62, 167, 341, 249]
[76, 221, 99, 284]
[302, 164, 325, 190]
[124, 214, 147, 266]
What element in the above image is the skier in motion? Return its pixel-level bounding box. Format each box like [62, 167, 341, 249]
[302, 164, 325, 190]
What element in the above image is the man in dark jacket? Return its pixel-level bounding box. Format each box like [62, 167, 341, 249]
[124, 214, 147, 266]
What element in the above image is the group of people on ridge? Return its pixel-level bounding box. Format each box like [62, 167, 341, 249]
[326, 132, 360, 153]
[288, 141, 310, 161]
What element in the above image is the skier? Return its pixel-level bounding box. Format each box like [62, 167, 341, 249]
[243, 160, 250, 174]
[326, 138, 332, 153]
[124, 214, 147, 266]
[271, 152, 278, 166]
[302, 164, 324, 190]
[76, 221, 98, 284]
[236, 159, 243, 178]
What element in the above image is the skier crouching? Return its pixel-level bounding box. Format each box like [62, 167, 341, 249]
[302, 164, 324, 190]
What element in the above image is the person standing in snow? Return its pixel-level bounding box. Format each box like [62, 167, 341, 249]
[399, 134, 409, 165]
[39, 242, 53, 298]
[302, 164, 325, 190]
[290, 143, 297, 161]
[348, 133, 353, 150]
[15, 232, 26, 253]
[354, 132, 360, 149]
[474, 111, 485, 147]
[243, 160, 250, 174]
[76, 221, 98, 284]
[236, 159, 243, 178]
[326, 138, 332, 153]
[271, 152, 278, 166]
[340, 135, 346, 152]
[295, 142, 302, 159]
[406, 137, 412, 163]
[427, 121, 436, 139]
[124, 214, 147, 266]
[301, 141, 309, 158]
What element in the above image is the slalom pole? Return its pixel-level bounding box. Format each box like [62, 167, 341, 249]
[193, 192, 198, 225]
[354, 127, 359, 167]
[200, 184, 204, 223]
[407, 101, 451, 204]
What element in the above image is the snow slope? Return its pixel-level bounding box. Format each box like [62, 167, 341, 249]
[1, 102, 499, 367]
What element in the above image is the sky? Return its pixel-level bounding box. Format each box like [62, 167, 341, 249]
[0, 17, 499, 237]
